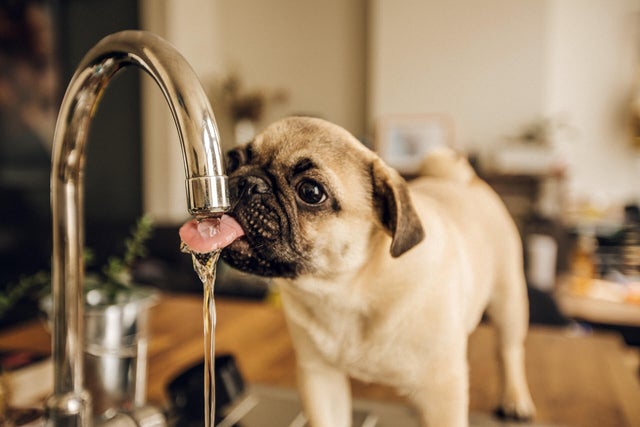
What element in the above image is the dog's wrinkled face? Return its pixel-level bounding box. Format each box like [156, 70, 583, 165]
[221, 117, 424, 279]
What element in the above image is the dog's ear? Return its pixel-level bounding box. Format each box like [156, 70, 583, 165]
[371, 157, 425, 257]
[226, 142, 254, 173]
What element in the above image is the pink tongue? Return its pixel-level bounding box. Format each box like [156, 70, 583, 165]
[179, 214, 245, 253]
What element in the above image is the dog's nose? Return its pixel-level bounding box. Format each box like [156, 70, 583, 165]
[234, 175, 271, 198]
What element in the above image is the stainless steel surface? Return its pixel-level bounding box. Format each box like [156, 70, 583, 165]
[47, 30, 230, 426]
[217, 385, 563, 427]
[128, 405, 167, 427]
[99, 405, 167, 427]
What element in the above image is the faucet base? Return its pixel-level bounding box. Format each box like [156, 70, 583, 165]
[44, 391, 92, 426]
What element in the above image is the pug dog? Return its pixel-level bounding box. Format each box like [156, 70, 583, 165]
[180, 116, 535, 427]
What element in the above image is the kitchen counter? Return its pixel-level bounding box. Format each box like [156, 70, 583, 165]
[1, 293, 639, 426]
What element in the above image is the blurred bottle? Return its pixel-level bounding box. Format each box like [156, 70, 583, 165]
[570, 232, 597, 295]
[619, 204, 640, 278]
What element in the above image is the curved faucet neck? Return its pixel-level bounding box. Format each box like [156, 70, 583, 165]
[47, 30, 229, 425]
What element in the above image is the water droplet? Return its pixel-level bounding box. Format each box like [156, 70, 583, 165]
[197, 218, 221, 238]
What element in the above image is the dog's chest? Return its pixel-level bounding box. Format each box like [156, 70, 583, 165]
[329, 321, 410, 384]
[282, 291, 417, 385]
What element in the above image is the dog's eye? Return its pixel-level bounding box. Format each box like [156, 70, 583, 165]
[296, 180, 327, 205]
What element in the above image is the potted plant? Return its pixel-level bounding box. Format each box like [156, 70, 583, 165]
[1, 215, 156, 316]
[2, 215, 159, 418]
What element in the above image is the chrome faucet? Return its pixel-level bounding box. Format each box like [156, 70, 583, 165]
[47, 31, 229, 426]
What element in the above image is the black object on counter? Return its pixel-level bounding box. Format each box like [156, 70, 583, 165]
[167, 353, 246, 426]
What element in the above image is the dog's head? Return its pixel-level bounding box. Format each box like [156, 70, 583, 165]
[221, 117, 424, 279]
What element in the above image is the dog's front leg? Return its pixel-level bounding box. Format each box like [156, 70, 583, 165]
[282, 304, 352, 426]
[296, 361, 352, 427]
[280, 287, 354, 426]
[411, 349, 469, 427]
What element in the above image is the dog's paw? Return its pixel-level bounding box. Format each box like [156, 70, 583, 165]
[494, 385, 536, 423]
[494, 398, 536, 423]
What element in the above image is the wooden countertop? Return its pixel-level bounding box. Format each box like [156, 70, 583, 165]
[1, 293, 639, 427]
[555, 275, 640, 327]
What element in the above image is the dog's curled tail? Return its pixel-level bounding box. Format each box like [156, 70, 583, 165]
[417, 148, 476, 184]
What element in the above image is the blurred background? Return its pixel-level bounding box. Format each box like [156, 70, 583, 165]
[2, 2, 640, 426]
[1, 0, 640, 342]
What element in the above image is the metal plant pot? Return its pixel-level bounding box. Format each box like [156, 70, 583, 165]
[42, 287, 159, 418]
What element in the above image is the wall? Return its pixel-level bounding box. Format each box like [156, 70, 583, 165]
[139, 0, 640, 222]
[546, 0, 640, 204]
[369, 0, 640, 207]
[369, 0, 549, 151]
[215, 0, 367, 138]
[139, 0, 366, 223]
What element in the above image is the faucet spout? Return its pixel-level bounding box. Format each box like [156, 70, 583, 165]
[47, 31, 229, 425]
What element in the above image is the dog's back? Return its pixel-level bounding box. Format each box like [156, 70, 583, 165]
[408, 148, 525, 332]
[411, 148, 535, 421]
[416, 147, 476, 183]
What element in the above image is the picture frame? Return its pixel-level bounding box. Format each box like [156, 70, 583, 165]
[375, 114, 454, 175]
